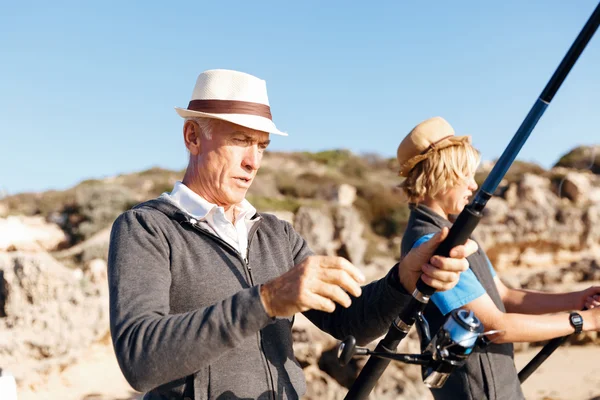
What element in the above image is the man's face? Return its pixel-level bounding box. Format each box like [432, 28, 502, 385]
[196, 121, 270, 207]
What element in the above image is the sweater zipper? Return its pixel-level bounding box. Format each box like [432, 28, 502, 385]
[245, 222, 276, 400]
[184, 219, 252, 277]
[244, 221, 261, 284]
[185, 218, 276, 399]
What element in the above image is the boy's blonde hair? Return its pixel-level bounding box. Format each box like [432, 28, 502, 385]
[400, 142, 481, 204]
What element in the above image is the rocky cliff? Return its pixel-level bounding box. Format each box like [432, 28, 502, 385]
[1, 146, 598, 399]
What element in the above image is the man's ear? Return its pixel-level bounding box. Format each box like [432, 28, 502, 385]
[183, 120, 201, 155]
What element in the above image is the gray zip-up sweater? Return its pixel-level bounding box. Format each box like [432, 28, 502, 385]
[108, 197, 413, 399]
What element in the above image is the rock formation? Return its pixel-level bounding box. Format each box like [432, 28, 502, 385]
[1, 146, 599, 399]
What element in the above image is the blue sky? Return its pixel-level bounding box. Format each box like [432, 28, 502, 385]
[1, 0, 599, 195]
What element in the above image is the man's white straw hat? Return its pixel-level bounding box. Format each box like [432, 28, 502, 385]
[175, 69, 287, 136]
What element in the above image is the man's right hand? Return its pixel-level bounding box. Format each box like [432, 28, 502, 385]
[398, 227, 476, 293]
[259, 256, 366, 317]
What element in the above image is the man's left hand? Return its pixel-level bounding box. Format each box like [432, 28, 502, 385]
[579, 286, 600, 310]
[398, 227, 478, 293]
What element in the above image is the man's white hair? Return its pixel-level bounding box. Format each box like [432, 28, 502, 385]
[185, 117, 223, 140]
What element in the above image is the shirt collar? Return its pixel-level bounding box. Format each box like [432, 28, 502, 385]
[167, 181, 257, 221]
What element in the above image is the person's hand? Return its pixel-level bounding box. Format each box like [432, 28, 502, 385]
[586, 295, 600, 309]
[578, 286, 600, 310]
[583, 307, 600, 332]
[398, 227, 478, 293]
[259, 256, 365, 317]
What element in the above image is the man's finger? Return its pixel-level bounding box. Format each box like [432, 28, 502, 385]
[421, 263, 461, 283]
[312, 281, 353, 308]
[319, 268, 362, 298]
[430, 256, 469, 273]
[587, 296, 600, 307]
[420, 227, 449, 253]
[421, 273, 456, 291]
[585, 300, 597, 309]
[402, 227, 449, 270]
[450, 239, 478, 258]
[321, 256, 366, 284]
[302, 292, 337, 313]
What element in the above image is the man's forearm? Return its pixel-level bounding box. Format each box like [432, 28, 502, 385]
[111, 286, 271, 392]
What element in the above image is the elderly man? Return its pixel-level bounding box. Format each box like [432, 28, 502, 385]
[108, 69, 477, 400]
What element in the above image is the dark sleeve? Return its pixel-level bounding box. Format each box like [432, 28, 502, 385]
[303, 264, 412, 345]
[283, 221, 412, 346]
[108, 210, 273, 392]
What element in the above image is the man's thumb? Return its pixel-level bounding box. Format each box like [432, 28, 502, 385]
[418, 227, 449, 255]
[405, 227, 449, 270]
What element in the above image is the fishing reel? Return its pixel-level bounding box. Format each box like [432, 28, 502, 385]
[337, 309, 488, 388]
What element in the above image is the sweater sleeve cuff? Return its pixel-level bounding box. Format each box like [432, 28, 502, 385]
[243, 285, 276, 331]
[385, 263, 412, 299]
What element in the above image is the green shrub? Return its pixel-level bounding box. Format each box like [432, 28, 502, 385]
[62, 183, 138, 244]
[275, 173, 341, 199]
[555, 146, 600, 174]
[362, 153, 398, 171]
[339, 158, 368, 179]
[301, 149, 372, 179]
[136, 167, 176, 177]
[0, 190, 77, 217]
[304, 149, 353, 166]
[246, 195, 301, 213]
[354, 184, 409, 238]
[505, 160, 546, 182]
[479, 160, 546, 187]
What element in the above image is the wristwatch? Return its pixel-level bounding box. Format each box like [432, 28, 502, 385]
[569, 312, 583, 334]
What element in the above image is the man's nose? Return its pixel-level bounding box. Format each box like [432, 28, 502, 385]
[243, 145, 260, 171]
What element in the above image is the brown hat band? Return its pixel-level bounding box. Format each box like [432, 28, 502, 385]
[187, 99, 272, 120]
[421, 135, 454, 154]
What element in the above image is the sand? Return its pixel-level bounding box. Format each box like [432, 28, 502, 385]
[13, 342, 600, 400]
[515, 345, 600, 400]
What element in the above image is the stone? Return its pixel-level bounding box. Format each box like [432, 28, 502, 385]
[331, 184, 357, 207]
[0, 216, 68, 252]
[0, 251, 109, 386]
[294, 207, 337, 256]
[265, 210, 295, 225]
[482, 197, 509, 224]
[560, 172, 593, 204]
[335, 207, 367, 266]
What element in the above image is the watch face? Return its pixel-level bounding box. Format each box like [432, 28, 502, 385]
[572, 315, 583, 325]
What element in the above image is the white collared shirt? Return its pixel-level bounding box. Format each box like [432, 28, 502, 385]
[166, 181, 258, 260]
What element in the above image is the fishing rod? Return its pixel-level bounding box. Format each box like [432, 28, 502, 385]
[519, 150, 600, 384]
[338, 309, 495, 386]
[341, 3, 600, 398]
